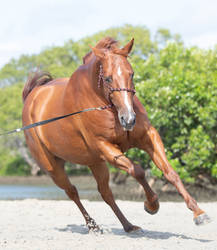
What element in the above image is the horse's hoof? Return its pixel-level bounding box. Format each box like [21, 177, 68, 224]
[194, 213, 211, 226]
[89, 226, 103, 234]
[125, 225, 141, 233]
[87, 218, 103, 234]
[144, 200, 160, 215]
[88, 224, 103, 234]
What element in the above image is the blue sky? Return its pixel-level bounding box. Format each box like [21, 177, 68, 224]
[0, 0, 216, 68]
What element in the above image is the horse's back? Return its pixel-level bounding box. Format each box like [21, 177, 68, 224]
[22, 77, 96, 165]
[23, 77, 69, 115]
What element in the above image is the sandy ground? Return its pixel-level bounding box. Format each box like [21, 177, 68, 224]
[0, 200, 216, 250]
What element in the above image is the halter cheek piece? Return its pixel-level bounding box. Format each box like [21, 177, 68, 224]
[98, 65, 136, 96]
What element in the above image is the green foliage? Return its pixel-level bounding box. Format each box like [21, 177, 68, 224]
[65, 162, 90, 175]
[0, 82, 23, 130]
[0, 24, 216, 182]
[0, 155, 30, 176]
[0, 83, 27, 175]
[135, 43, 217, 182]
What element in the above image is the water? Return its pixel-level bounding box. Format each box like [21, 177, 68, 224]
[0, 185, 97, 200]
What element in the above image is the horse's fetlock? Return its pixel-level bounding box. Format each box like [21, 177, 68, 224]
[151, 193, 158, 203]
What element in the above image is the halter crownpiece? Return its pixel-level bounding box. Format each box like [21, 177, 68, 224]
[98, 65, 136, 94]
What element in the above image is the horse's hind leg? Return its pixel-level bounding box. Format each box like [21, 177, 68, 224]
[49, 162, 101, 232]
[25, 134, 101, 232]
[89, 163, 141, 232]
[138, 126, 211, 225]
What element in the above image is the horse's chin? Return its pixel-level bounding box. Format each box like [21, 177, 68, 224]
[123, 126, 134, 132]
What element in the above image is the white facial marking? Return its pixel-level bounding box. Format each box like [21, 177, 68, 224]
[124, 91, 132, 112]
[117, 65, 135, 126]
[117, 66, 122, 76]
[123, 91, 135, 125]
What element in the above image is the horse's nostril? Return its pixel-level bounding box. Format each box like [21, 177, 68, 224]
[120, 116, 126, 125]
[132, 117, 136, 126]
[128, 113, 136, 126]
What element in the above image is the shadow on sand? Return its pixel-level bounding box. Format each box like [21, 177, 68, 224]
[55, 224, 212, 243]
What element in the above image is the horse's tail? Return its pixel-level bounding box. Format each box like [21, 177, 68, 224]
[22, 71, 53, 102]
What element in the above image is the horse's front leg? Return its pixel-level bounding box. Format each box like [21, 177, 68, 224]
[138, 125, 211, 225]
[99, 141, 160, 216]
[89, 163, 141, 233]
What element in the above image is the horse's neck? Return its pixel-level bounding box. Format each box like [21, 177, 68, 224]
[87, 58, 99, 88]
[63, 58, 105, 108]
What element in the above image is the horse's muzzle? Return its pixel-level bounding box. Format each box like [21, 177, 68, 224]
[119, 112, 136, 131]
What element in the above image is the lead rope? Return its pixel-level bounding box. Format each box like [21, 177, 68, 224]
[0, 105, 113, 136]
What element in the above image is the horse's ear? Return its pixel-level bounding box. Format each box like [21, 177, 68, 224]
[121, 38, 134, 55]
[114, 38, 134, 57]
[90, 46, 105, 59]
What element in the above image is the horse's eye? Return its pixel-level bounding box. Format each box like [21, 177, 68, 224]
[105, 76, 112, 83]
[131, 72, 134, 79]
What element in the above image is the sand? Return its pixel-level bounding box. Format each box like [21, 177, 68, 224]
[0, 200, 216, 250]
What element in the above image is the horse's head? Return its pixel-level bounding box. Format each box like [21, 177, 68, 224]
[91, 38, 136, 131]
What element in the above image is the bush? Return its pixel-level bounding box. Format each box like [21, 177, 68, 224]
[134, 43, 217, 182]
[0, 153, 30, 176]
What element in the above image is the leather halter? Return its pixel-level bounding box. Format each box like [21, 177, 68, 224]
[98, 65, 136, 95]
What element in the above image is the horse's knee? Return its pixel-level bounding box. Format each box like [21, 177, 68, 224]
[164, 169, 180, 184]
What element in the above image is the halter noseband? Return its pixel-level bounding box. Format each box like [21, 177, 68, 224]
[98, 65, 136, 95]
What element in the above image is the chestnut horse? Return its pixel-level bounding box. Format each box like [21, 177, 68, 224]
[22, 37, 210, 233]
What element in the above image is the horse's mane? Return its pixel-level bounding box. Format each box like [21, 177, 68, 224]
[95, 37, 119, 49]
[83, 37, 119, 64]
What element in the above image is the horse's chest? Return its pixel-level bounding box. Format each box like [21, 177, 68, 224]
[109, 130, 132, 152]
